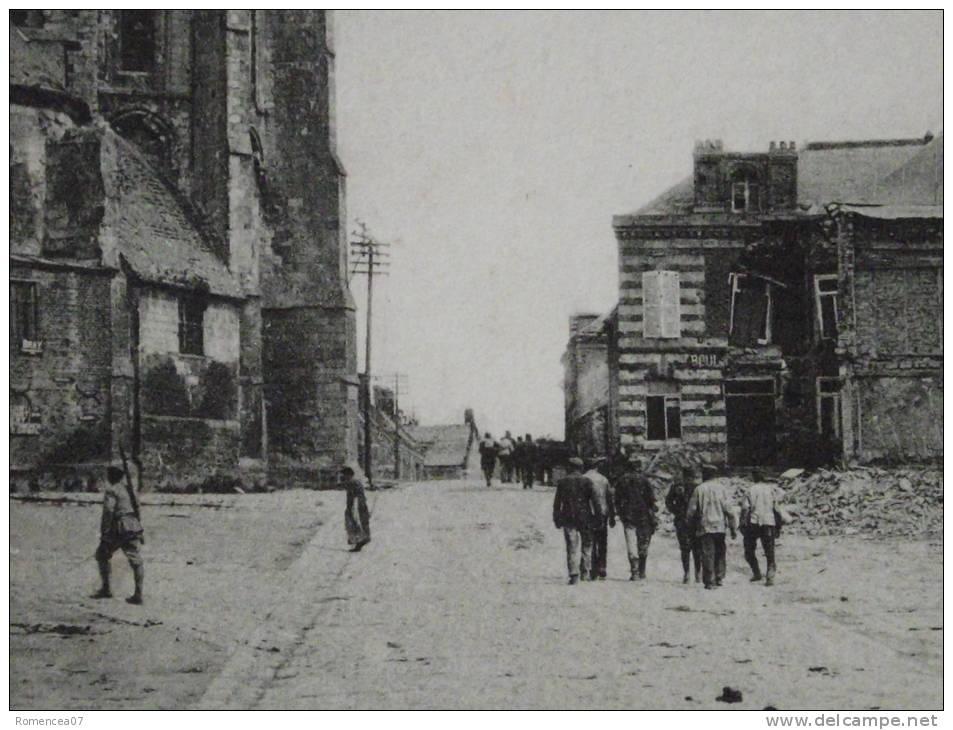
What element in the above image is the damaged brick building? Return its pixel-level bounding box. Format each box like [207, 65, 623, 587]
[10, 11, 359, 489]
[609, 133, 941, 468]
[562, 310, 619, 459]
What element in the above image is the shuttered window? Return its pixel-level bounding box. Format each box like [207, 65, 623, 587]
[642, 270, 680, 339]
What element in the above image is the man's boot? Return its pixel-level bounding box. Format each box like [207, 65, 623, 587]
[765, 564, 776, 587]
[568, 575, 579, 585]
[92, 560, 112, 599]
[638, 555, 647, 580]
[126, 564, 144, 605]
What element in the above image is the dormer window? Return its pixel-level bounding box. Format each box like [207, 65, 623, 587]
[730, 169, 760, 213]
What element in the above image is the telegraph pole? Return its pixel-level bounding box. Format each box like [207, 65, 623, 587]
[349, 223, 390, 486]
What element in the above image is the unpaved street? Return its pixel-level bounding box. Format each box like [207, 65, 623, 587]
[10, 481, 942, 710]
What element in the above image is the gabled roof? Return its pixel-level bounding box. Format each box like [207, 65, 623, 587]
[618, 133, 941, 221]
[408, 424, 475, 467]
[798, 135, 939, 209]
[632, 175, 694, 216]
[100, 130, 242, 298]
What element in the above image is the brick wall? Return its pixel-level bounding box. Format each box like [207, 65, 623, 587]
[614, 232, 750, 463]
[854, 268, 942, 357]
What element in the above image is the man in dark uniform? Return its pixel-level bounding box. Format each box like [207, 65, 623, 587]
[613, 452, 657, 581]
[552, 457, 596, 584]
[666, 466, 702, 584]
[513, 436, 524, 484]
[521, 434, 537, 489]
[92, 465, 144, 605]
[478, 432, 498, 487]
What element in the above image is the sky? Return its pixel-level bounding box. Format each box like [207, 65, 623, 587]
[332, 10, 942, 439]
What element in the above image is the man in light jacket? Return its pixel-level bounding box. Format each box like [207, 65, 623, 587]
[583, 458, 615, 581]
[741, 471, 780, 586]
[685, 464, 737, 590]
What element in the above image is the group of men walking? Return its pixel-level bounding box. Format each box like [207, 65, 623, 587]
[479, 431, 538, 489]
[553, 452, 781, 589]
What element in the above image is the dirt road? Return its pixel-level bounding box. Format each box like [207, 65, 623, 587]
[10, 481, 942, 709]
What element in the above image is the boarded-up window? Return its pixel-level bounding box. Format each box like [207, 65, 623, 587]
[729, 274, 771, 345]
[11, 281, 40, 351]
[642, 270, 680, 339]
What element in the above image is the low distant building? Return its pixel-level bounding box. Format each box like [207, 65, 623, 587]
[610, 133, 942, 468]
[409, 411, 480, 480]
[357, 386, 426, 483]
[561, 310, 619, 458]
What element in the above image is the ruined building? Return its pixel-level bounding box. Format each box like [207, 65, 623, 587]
[601, 133, 941, 468]
[10, 11, 359, 489]
[562, 310, 619, 458]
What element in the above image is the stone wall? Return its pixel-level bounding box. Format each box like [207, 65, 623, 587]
[10, 264, 113, 473]
[136, 287, 243, 483]
[840, 216, 943, 464]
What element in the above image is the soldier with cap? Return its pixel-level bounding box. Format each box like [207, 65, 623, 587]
[92, 463, 144, 605]
[613, 451, 658, 581]
[552, 457, 596, 584]
[666, 465, 703, 584]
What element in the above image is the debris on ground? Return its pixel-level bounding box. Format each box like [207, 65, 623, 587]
[716, 686, 743, 703]
[779, 467, 942, 538]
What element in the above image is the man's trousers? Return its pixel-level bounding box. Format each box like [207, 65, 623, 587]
[699, 532, 727, 587]
[563, 527, 593, 579]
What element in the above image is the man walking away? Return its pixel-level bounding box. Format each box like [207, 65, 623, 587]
[521, 434, 537, 489]
[478, 433, 498, 487]
[685, 465, 737, 590]
[741, 470, 780, 586]
[93, 464, 145, 605]
[513, 436, 524, 484]
[613, 453, 657, 581]
[553, 457, 596, 584]
[584, 459, 615, 580]
[666, 466, 702, 584]
[498, 431, 515, 483]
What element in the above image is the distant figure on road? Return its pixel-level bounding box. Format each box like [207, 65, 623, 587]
[92, 464, 144, 605]
[478, 433, 498, 487]
[666, 466, 702, 584]
[341, 463, 371, 552]
[584, 459, 615, 580]
[741, 471, 780, 586]
[614, 453, 657, 581]
[685, 465, 737, 589]
[553, 457, 596, 584]
[498, 431, 516, 483]
[513, 436, 524, 483]
[521, 434, 537, 489]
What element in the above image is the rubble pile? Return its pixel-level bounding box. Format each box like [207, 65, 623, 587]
[779, 467, 943, 538]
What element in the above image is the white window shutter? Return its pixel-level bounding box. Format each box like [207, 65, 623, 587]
[642, 271, 661, 338]
[660, 271, 681, 338]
